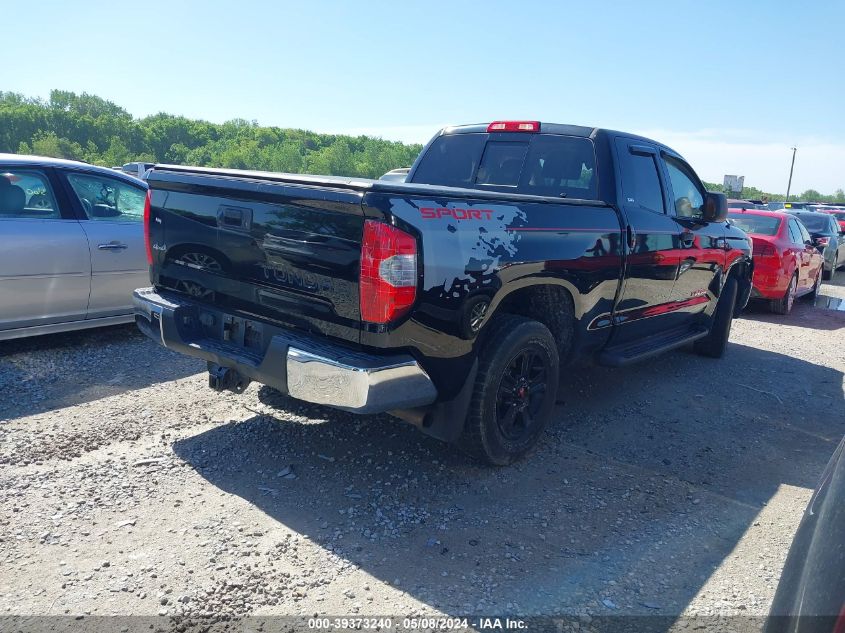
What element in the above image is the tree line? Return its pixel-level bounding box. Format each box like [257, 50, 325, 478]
[0, 90, 421, 179]
[701, 181, 844, 204]
[1, 90, 842, 202]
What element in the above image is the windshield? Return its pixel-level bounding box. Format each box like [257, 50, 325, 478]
[728, 213, 782, 236]
[411, 133, 598, 199]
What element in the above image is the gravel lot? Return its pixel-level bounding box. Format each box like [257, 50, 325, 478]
[1, 277, 844, 625]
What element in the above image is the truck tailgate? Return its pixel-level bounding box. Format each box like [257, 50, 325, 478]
[147, 167, 368, 344]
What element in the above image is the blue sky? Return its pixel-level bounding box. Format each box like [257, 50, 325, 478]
[2, 0, 843, 193]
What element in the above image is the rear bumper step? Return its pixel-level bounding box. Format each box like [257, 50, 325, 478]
[133, 287, 437, 414]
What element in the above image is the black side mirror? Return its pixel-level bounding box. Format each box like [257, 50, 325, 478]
[704, 192, 728, 223]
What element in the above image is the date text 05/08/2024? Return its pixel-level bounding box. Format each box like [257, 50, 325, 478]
[307, 617, 528, 630]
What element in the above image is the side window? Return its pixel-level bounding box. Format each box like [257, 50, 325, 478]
[795, 220, 811, 244]
[615, 140, 665, 213]
[787, 219, 803, 245]
[663, 156, 705, 219]
[66, 173, 146, 222]
[0, 169, 60, 219]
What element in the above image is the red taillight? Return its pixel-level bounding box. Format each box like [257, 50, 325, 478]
[752, 240, 777, 258]
[815, 236, 830, 246]
[360, 220, 417, 323]
[143, 189, 153, 265]
[487, 120, 540, 133]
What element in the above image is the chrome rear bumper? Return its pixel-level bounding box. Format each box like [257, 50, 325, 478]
[133, 287, 437, 414]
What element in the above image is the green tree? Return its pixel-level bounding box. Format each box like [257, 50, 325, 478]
[19, 131, 85, 160]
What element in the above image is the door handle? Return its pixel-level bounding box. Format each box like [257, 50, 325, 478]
[98, 242, 128, 250]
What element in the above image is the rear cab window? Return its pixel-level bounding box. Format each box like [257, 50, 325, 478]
[411, 132, 598, 199]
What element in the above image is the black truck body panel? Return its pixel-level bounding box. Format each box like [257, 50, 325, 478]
[139, 123, 753, 420]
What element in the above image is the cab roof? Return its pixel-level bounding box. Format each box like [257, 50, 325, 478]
[438, 122, 685, 158]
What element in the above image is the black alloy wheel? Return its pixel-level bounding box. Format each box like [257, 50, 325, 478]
[495, 348, 549, 441]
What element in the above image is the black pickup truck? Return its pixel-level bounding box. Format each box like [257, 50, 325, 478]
[134, 121, 752, 464]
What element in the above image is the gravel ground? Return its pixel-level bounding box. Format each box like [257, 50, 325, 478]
[1, 276, 843, 626]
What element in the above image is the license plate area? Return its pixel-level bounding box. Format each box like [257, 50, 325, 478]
[196, 309, 266, 354]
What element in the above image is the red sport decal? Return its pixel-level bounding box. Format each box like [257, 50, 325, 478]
[420, 207, 494, 221]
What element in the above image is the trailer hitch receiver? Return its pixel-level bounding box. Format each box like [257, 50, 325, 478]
[208, 363, 251, 394]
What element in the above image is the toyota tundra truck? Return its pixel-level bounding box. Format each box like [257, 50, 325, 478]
[134, 121, 752, 464]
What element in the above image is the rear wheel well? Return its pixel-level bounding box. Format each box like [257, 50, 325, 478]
[489, 285, 575, 363]
[727, 261, 752, 316]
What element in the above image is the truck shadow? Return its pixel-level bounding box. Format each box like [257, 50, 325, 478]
[172, 342, 844, 619]
[0, 324, 203, 421]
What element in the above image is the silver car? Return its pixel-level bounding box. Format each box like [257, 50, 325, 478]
[0, 154, 149, 340]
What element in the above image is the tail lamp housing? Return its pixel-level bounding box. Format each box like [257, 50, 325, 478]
[359, 220, 418, 323]
[752, 241, 777, 259]
[143, 189, 153, 265]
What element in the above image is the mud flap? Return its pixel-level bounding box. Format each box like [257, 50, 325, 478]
[390, 359, 478, 443]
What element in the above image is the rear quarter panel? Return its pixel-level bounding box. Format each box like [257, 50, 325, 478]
[362, 190, 624, 395]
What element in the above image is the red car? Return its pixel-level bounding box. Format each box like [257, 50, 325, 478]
[728, 209, 824, 314]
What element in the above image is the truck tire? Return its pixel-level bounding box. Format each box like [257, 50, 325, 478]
[459, 315, 559, 466]
[770, 273, 797, 315]
[694, 276, 737, 359]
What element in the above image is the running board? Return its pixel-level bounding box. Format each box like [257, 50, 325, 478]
[598, 326, 708, 367]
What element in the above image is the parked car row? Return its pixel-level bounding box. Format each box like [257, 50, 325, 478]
[2, 156, 842, 344]
[767, 200, 845, 230]
[727, 199, 844, 314]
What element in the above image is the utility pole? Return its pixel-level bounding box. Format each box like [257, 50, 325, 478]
[786, 147, 797, 201]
